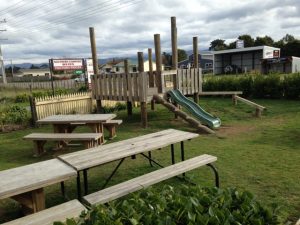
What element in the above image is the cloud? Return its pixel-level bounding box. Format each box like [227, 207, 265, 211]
[0, 0, 299, 63]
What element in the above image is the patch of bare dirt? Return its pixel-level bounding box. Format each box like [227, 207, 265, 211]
[217, 125, 256, 136]
[0, 124, 27, 133]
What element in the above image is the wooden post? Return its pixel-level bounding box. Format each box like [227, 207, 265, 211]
[154, 34, 163, 93]
[29, 96, 38, 127]
[89, 27, 102, 113]
[193, 36, 199, 104]
[171, 17, 179, 117]
[138, 52, 147, 128]
[124, 59, 132, 116]
[148, 48, 154, 87]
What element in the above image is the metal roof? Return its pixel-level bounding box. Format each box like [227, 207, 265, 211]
[213, 46, 280, 55]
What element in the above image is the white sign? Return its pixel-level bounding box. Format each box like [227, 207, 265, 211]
[52, 59, 84, 71]
[264, 50, 275, 59]
[85, 59, 94, 83]
[236, 40, 244, 49]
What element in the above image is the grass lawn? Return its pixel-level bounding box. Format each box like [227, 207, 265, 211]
[0, 97, 299, 224]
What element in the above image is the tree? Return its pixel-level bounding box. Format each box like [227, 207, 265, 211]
[237, 34, 254, 47]
[281, 34, 295, 43]
[30, 64, 39, 69]
[162, 52, 172, 67]
[178, 49, 187, 62]
[209, 39, 227, 51]
[254, 36, 274, 46]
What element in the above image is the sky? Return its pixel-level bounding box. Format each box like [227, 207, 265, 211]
[0, 0, 299, 64]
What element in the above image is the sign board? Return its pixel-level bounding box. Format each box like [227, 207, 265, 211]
[236, 40, 244, 49]
[273, 50, 280, 58]
[52, 59, 84, 71]
[85, 58, 94, 83]
[263, 49, 280, 59]
[74, 70, 83, 75]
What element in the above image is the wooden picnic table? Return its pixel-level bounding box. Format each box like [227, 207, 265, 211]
[58, 129, 199, 199]
[0, 159, 76, 214]
[37, 114, 116, 144]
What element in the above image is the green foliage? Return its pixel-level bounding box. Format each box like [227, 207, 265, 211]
[282, 73, 300, 99]
[0, 105, 30, 125]
[31, 88, 70, 98]
[59, 185, 280, 225]
[178, 49, 187, 62]
[203, 74, 300, 99]
[15, 93, 29, 103]
[102, 102, 126, 113]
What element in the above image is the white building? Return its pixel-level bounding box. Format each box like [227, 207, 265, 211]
[213, 46, 280, 74]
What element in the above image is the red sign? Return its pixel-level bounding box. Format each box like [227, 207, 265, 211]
[273, 50, 280, 58]
[52, 59, 84, 71]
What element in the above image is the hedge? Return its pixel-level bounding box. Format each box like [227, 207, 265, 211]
[56, 185, 280, 225]
[203, 73, 300, 99]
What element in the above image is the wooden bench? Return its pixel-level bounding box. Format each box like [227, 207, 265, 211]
[233, 95, 266, 117]
[23, 133, 102, 156]
[2, 200, 86, 225]
[102, 120, 123, 139]
[83, 154, 218, 205]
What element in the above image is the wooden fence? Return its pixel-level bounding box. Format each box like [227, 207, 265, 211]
[30, 92, 118, 121]
[91, 69, 202, 102]
[177, 68, 202, 95]
[0, 80, 81, 90]
[92, 72, 148, 102]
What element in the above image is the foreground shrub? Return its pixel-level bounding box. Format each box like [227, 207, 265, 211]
[282, 74, 300, 99]
[0, 105, 30, 125]
[56, 185, 280, 225]
[15, 93, 29, 103]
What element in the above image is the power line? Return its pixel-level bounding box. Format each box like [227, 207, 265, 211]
[7, 0, 142, 36]
[8, 0, 110, 27]
[0, 0, 27, 16]
[9, 0, 126, 29]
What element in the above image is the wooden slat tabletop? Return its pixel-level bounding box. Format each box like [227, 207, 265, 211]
[58, 129, 199, 171]
[2, 200, 86, 225]
[0, 159, 77, 199]
[37, 114, 116, 124]
[23, 133, 102, 141]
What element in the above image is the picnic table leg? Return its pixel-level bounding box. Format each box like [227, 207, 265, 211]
[12, 188, 45, 215]
[171, 144, 175, 164]
[33, 140, 46, 157]
[102, 158, 125, 189]
[180, 141, 185, 177]
[60, 182, 65, 199]
[76, 172, 82, 200]
[88, 123, 104, 145]
[83, 169, 88, 195]
[207, 164, 220, 188]
[53, 124, 70, 149]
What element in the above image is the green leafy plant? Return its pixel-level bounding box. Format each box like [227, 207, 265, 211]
[15, 93, 29, 103]
[57, 185, 280, 225]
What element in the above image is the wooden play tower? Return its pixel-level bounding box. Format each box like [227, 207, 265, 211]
[91, 17, 202, 128]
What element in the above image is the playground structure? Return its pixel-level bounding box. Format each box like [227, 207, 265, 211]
[91, 17, 207, 130]
[91, 17, 266, 133]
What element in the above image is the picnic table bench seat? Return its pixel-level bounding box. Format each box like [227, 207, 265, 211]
[23, 133, 102, 156]
[102, 120, 123, 139]
[2, 200, 86, 225]
[83, 154, 218, 205]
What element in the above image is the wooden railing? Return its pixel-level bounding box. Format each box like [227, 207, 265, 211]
[177, 68, 202, 95]
[91, 72, 148, 102]
[30, 92, 119, 122]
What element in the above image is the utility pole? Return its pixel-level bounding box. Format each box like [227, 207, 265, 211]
[0, 19, 7, 84]
[11, 59, 13, 77]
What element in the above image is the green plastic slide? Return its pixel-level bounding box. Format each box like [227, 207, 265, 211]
[168, 89, 221, 129]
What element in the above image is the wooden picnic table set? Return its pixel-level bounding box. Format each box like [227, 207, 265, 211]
[0, 128, 219, 225]
[23, 114, 123, 156]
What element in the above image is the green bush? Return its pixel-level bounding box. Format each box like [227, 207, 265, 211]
[102, 102, 126, 113]
[15, 93, 29, 103]
[0, 105, 30, 125]
[56, 185, 280, 225]
[282, 74, 300, 99]
[203, 73, 300, 99]
[32, 89, 70, 98]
